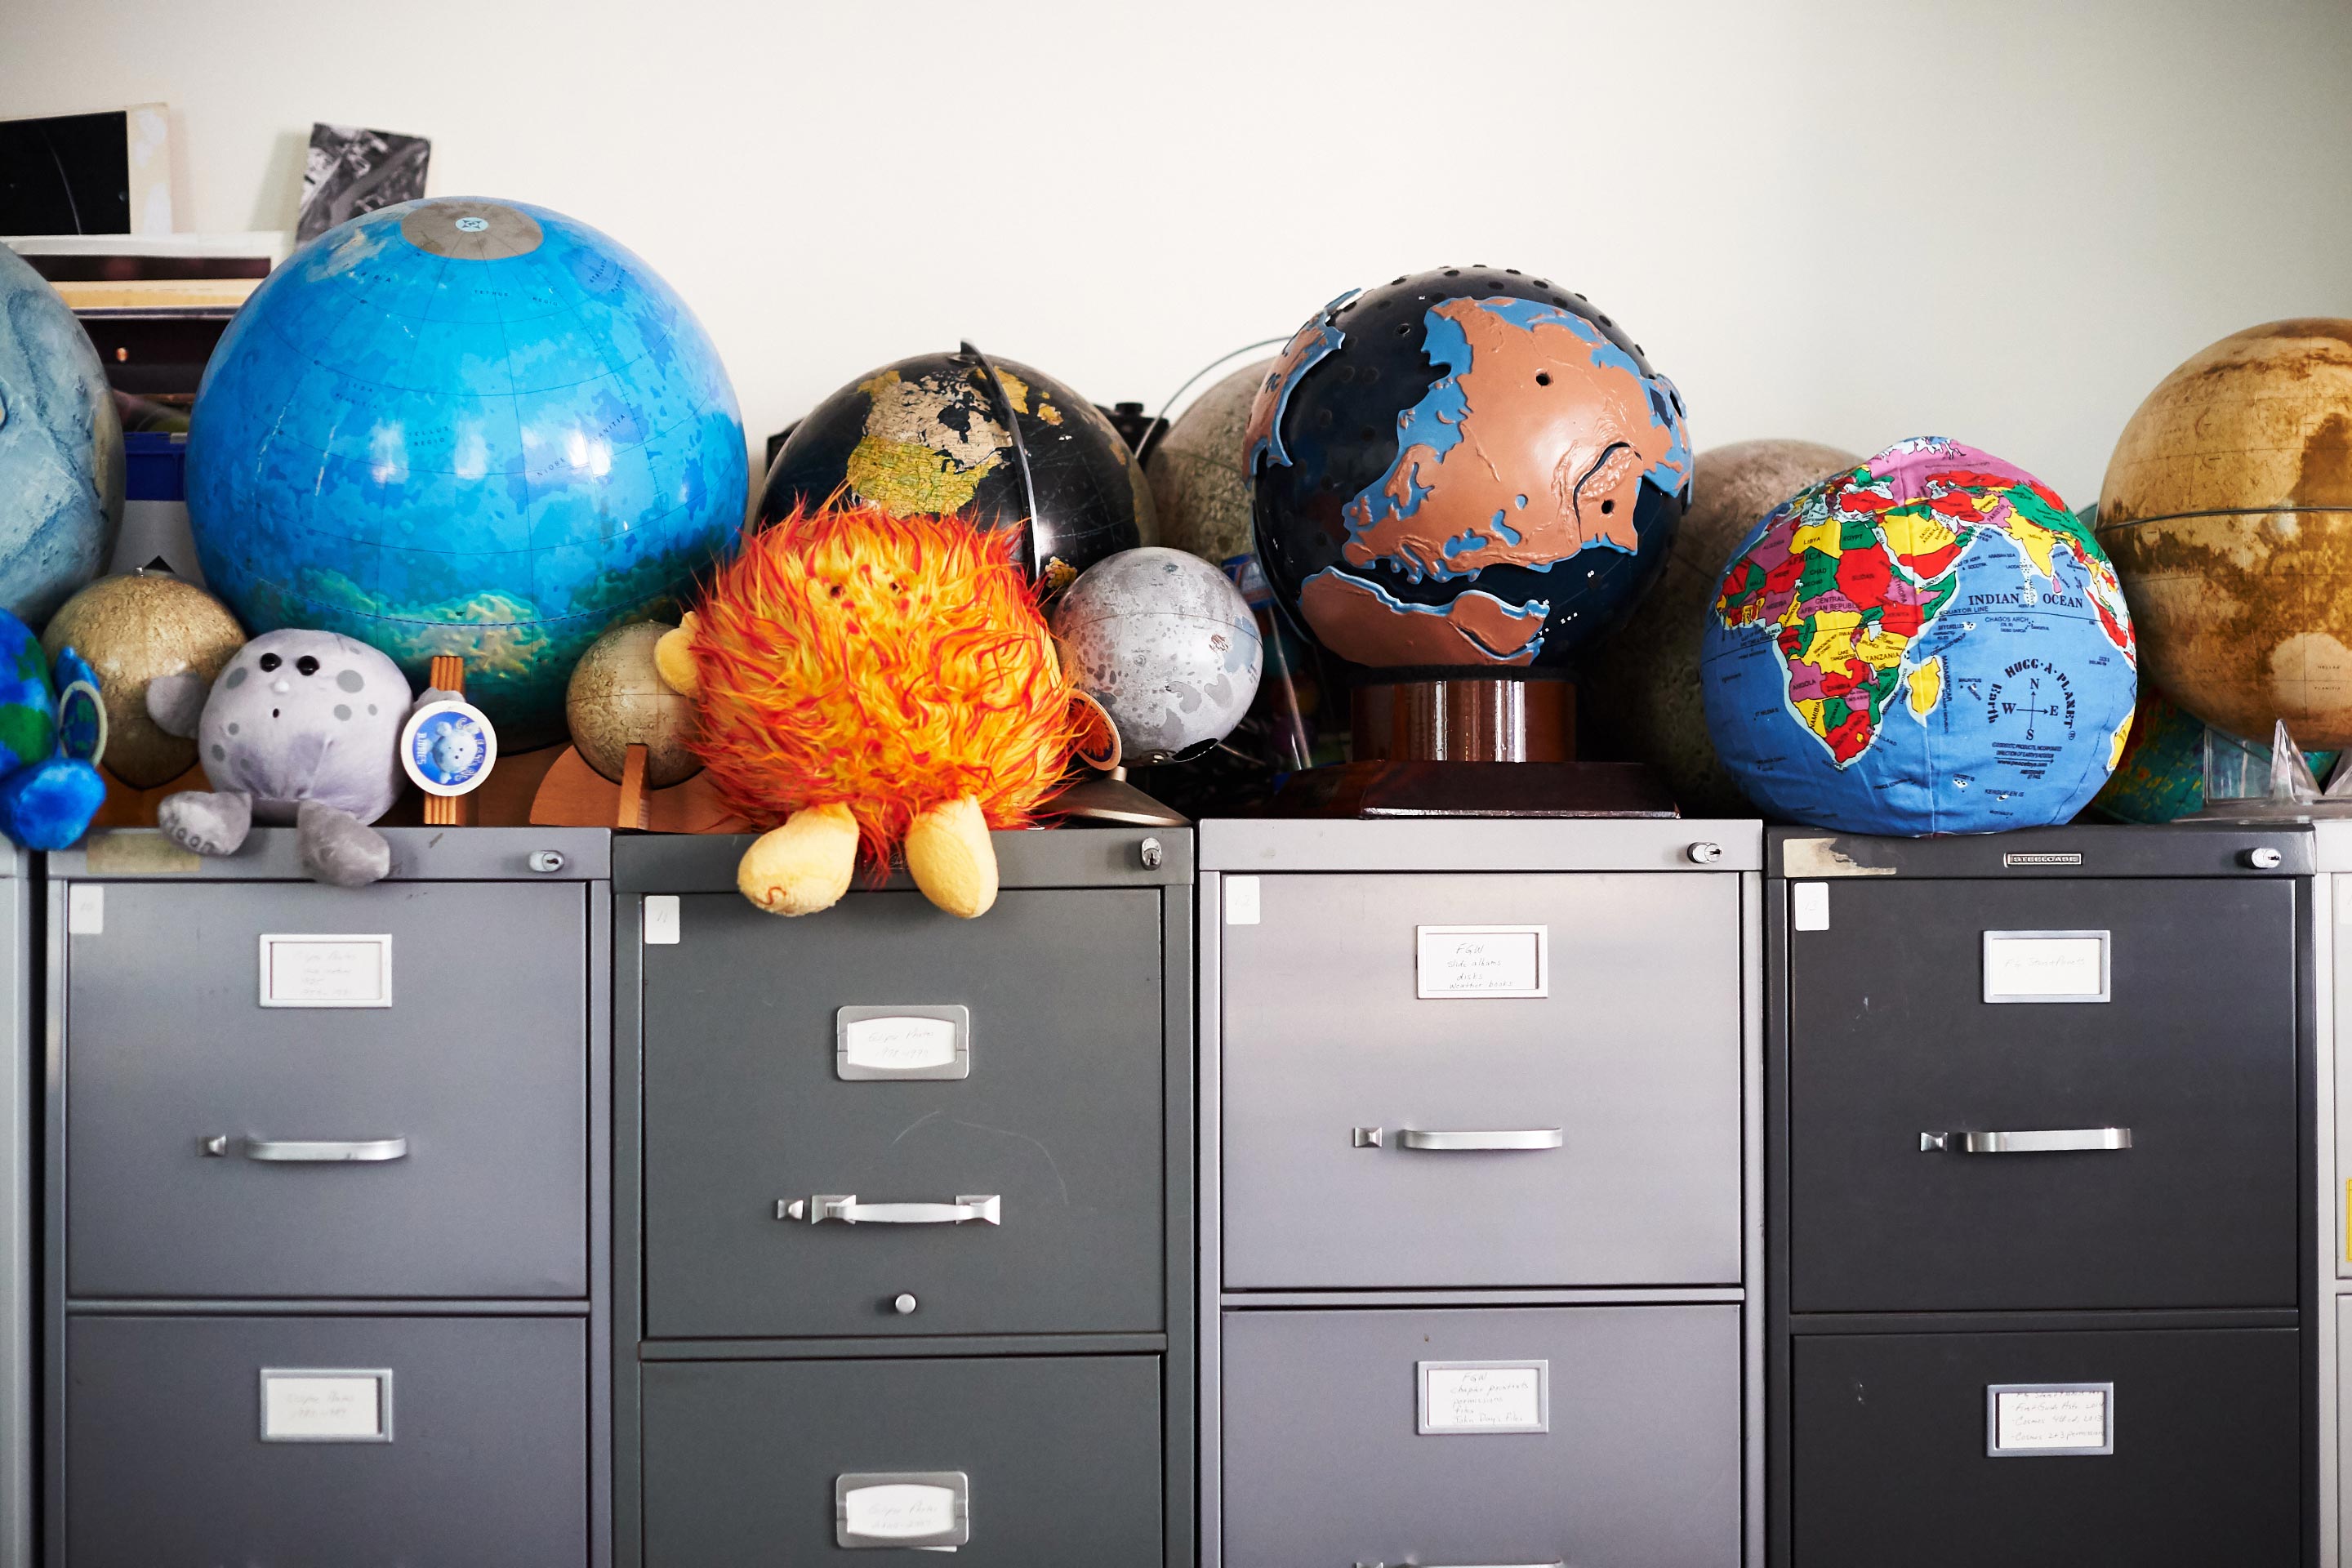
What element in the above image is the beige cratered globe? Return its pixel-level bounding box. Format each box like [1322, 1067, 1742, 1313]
[1145, 359, 1272, 567]
[565, 620, 701, 786]
[1584, 439, 1860, 815]
[2096, 318, 2352, 746]
[41, 572, 245, 787]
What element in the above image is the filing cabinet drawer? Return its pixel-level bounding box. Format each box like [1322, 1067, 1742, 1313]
[641, 1353, 1162, 1562]
[1221, 872, 1741, 1289]
[1792, 1326, 2298, 1566]
[65, 881, 590, 1300]
[1220, 1303, 1740, 1567]
[64, 1313, 588, 1565]
[641, 888, 1165, 1339]
[1788, 877, 2296, 1312]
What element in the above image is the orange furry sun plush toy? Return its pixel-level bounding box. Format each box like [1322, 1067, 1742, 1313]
[653, 501, 1085, 919]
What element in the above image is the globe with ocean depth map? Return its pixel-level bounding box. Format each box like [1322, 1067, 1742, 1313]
[185, 197, 748, 749]
[1699, 437, 2137, 835]
[1246, 265, 1690, 673]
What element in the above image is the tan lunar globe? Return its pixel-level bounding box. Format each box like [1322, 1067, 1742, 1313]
[1584, 439, 1859, 815]
[2096, 320, 2352, 745]
[565, 620, 702, 786]
[1146, 359, 1272, 567]
[41, 572, 246, 787]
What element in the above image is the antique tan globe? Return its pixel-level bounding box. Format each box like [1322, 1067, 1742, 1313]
[2096, 318, 2352, 745]
[41, 572, 244, 787]
[564, 621, 701, 787]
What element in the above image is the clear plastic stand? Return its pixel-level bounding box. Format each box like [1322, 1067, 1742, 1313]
[2189, 719, 2352, 820]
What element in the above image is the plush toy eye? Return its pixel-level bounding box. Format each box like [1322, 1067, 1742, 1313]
[296, 656, 320, 676]
[258, 653, 282, 671]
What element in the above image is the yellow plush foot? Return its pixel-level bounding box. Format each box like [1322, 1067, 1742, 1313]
[653, 611, 702, 697]
[737, 802, 858, 915]
[904, 795, 998, 918]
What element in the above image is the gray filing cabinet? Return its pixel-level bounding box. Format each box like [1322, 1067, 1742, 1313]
[0, 849, 29, 1568]
[614, 828, 1194, 1565]
[2318, 821, 2352, 1567]
[44, 827, 612, 1567]
[1200, 818, 1764, 1567]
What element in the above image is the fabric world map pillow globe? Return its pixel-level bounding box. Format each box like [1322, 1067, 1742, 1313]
[1699, 437, 2136, 835]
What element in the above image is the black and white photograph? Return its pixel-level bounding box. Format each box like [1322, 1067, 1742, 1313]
[295, 122, 430, 241]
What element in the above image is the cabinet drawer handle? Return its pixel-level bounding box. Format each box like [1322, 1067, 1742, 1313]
[1356, 1560, 1566, 1567]
[1920, 1128, 2132, 1154]
[1398, 1128, 1563, 1152]
[201, 1135, 409, 1163]
[778, 1193, 1002, 1226]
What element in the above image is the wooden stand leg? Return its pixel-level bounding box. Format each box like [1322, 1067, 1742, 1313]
[617, 743, 649, 831]
[421, 654, 474, 826]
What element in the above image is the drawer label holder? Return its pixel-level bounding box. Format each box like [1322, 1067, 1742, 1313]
[259, 933, 393, 1008]
[1418, 1359, 1550, 1435]
[837, 1470, 969, 1548]
[837, 1004, 970, 1080]
[260, 1368, 394, 1442]
[1981, 929, 2109, 1004]
[1415, 925, 1548, 999]
[1987, 1382, 2114, 1457]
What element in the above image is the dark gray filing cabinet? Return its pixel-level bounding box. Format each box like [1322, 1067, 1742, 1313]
[44, 826, 612, 1568]
[1, 849, 29, 1568]
[614, 828, 1194, 1566]
[1201, 819, 1764, 1568]
[1766, 824, 2315, 1567]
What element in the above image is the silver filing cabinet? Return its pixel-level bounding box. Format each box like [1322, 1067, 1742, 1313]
[1200, 818, 1762, 1568]
[44, 827, 612, 1567]
[0, 849, 29, 1568]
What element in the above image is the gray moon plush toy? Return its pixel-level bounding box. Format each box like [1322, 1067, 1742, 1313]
[146, 630, 447, 887]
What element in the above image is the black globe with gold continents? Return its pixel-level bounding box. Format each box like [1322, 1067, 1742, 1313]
[761, 347, 1154, 593]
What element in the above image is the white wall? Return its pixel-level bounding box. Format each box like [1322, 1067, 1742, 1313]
[6, 0, 2349, 506]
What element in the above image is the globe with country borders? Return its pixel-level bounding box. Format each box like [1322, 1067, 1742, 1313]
[1246, 265, 1690, 675]
[1699, 437, 2137, 835]
[185, 197, 748, 749]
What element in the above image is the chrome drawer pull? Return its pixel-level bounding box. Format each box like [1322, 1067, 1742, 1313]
[1399, 1128, 1564, 1152]
[1920, 1128, 2132, 1154]
[778, 1193, 1002, 1225]
[200, 1135, 409, 1163]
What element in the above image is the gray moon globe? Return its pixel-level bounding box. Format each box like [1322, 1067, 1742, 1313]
[1146, 359, 1271, 567]
[0, 245, 124, 627]
[565, 620, 702, 786]
[1053, 547, 1263, 763]
[1585, 438, 1860, 816]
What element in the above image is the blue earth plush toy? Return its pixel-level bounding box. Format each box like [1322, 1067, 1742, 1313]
[0, 609, 108, 850]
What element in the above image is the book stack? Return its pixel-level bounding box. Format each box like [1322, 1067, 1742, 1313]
[2, 232, 286, 406]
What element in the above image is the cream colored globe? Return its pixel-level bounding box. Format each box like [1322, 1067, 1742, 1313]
[2096, 318, 2352, 746]
[1146, 359, 1272, 567]
[565, 620, 702, 786]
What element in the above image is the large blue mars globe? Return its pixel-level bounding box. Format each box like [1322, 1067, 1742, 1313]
[186, 197, 746, 747]
[1699, 437, 2137, 835]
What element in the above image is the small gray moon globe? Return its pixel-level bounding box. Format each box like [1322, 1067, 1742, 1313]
[1585, 439, 1859, 815]
[1053, 546, 1263, 763]
[1146, 359, 1271, 567]
[565, 620, 701, 786]
[0, 245, 125, 628]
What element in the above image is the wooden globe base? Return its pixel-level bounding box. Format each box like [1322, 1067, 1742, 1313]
[529, 744, 748, 834]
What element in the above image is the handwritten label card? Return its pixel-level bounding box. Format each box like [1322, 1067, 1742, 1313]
[1419, 1360, 1549, 1434]
[1982, 932, 2109, 1003]
[258, 934, 392, 1008]
[1416, 926, 1547, 1000]
[1989, 1383, 2112, 1455]
[261, 1370, 390, 1441]
[836, 1006, 969, 1081]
